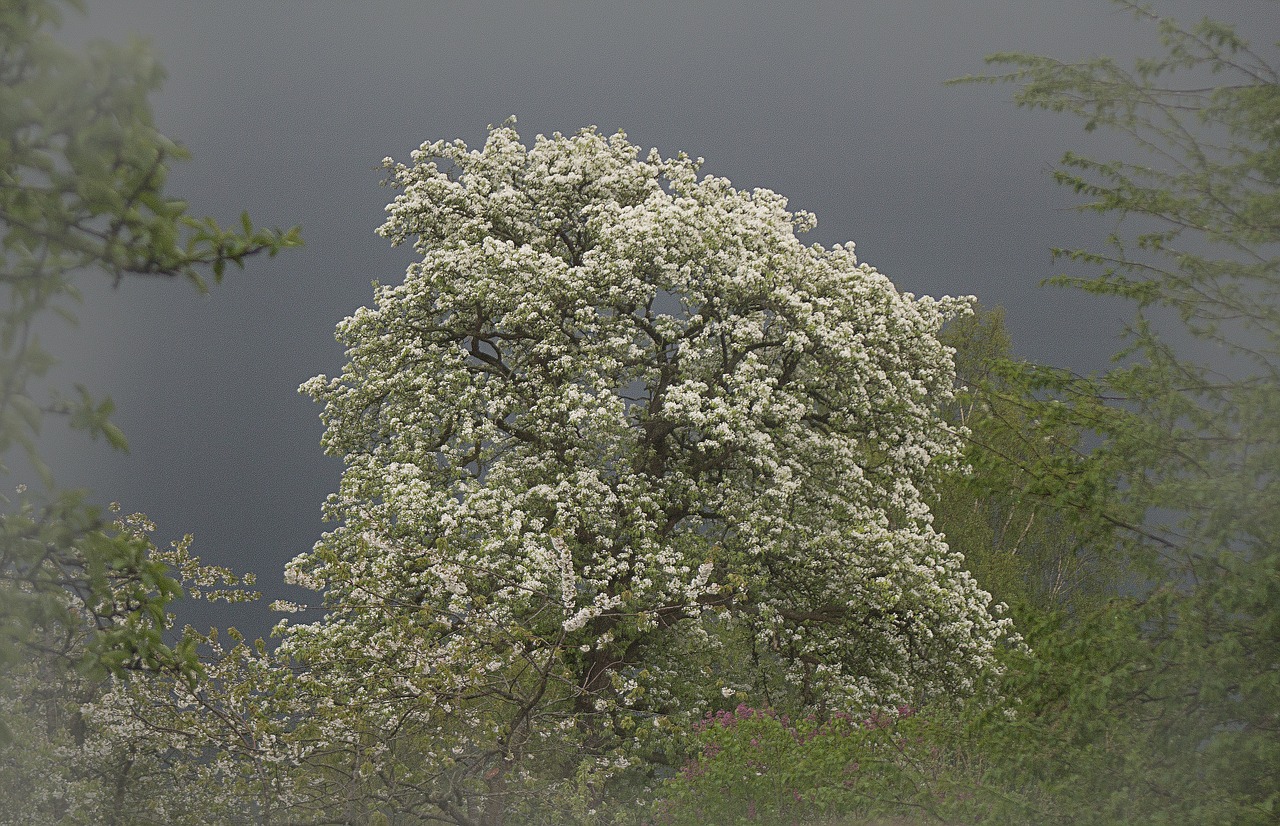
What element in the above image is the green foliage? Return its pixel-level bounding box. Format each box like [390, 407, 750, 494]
[654, 704, 963, 826]
[941, 2, 1280, 822]
[0, 0, 300, 696]
[932, 305, 1114, 616]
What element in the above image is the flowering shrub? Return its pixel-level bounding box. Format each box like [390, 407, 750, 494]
[281, 120, 1011, 821]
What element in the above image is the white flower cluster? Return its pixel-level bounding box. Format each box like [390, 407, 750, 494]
[281, 121, 1012, 797]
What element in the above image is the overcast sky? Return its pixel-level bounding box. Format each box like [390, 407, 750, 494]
[42, 1, 1277, 639]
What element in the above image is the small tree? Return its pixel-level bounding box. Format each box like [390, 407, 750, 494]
[284, 121, 1012, 822]
[948, 2, 1280, 821]
[931, 305, 1110, 615]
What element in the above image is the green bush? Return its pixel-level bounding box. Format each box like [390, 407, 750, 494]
[653, 703, 981, 826]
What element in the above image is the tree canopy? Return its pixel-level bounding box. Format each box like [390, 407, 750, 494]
[279, 121, 1011, 821]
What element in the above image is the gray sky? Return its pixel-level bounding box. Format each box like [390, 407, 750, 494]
[43, 1, 1278, 639]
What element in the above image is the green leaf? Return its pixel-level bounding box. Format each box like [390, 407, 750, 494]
[102, 421, 128, 452]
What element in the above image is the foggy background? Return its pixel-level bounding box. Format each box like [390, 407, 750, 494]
[39, 1, 1278, 639]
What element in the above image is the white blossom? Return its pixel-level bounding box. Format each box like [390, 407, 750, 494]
[280, 120, 1013, 815]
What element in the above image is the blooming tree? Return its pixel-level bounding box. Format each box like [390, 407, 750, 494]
[282, 121, 1010, 821]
